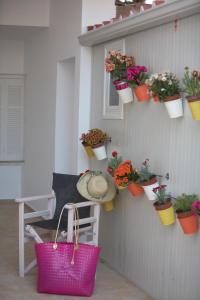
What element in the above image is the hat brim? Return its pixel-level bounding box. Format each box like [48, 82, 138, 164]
[76, 172, 116, 203]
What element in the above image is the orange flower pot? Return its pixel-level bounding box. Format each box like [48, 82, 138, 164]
[177, 211, 199, 235]
[134, 84, 150, 102]
[128, 183, 144, 197]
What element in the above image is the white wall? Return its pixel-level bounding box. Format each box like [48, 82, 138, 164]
[0, 40, 24, 74]
[23, 0, 82, 210]
[0, 0, 50, 27]
[90, 14, 200, 300]
[23, 0, 116, 209]
[0, 40, 24, 199]
[55, 57, 76, 174]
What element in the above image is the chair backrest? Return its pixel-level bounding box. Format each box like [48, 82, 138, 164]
[52, 173, 90, 221]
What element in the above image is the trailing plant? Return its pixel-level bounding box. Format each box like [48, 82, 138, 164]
[107, 151, 123, 176]
[138, 159, 155, 183]
[105, 50, 135, 81]
[84, 128, 107, 147]
[147, 72, 180, 101]
[182, 67, 200, 97]
[153, 184, 170, 205]
[126, 65, 149, 89]
[174, 194, 198, 213]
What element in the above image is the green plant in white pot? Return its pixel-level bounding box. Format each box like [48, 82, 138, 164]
[138, 159, 159, 201]
[147, 72, 183, 119]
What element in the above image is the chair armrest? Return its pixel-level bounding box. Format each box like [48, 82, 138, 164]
[64, 201, 99, 209]
[15, 194, 55, 204]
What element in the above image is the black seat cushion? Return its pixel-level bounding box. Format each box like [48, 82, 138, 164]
[30, 173, 91, 230]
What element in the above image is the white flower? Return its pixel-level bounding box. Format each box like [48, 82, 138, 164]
[168, 80, 172, 85]
[161, 88, 165, 91]
[162, 77, 167, 81]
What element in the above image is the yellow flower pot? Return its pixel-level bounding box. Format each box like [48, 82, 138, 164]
[187, 97, 200, 120]
[154, 202, 176, 226]
[82, 143, 95, 158]
[102, 199, 114, 212]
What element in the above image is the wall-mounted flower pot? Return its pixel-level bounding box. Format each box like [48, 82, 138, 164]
[134, 84, 150, 102]
[127, 183, 144, 197]
[177, 211, 199, 235]
[82, 142, 95, 158]
[154, 201, 176, 226]
[102, 199, 114, 212]
[187, 96, 200, 120]
[92, 143, 107, 160]
[163, 94, 183, 118]
[141, 177, 159, 201]
[114, 81, 134, 104]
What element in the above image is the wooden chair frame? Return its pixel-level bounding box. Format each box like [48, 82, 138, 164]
[15, 193, 100, 277]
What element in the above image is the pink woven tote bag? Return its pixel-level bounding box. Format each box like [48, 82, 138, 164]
[35, 205, 101, 297]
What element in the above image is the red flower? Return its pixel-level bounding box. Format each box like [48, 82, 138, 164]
[112, 151, 118, 158]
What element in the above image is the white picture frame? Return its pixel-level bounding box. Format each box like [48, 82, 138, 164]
[103, 39, 125, 119]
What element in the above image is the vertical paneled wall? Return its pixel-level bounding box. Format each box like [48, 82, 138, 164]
[90, 14, 200, 300]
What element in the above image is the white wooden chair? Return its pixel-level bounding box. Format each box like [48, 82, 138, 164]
[15, 174, 100, 277]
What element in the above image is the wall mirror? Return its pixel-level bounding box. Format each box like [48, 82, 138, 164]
[103, 39, 125, 119]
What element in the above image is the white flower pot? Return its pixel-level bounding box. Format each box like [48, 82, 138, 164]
[141, 179, 159, 201]
[164, 97, 183, 118]
[92, 144, 107, 160]
[117, 87, 134, 104]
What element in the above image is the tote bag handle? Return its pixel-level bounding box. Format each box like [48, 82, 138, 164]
[53, 203, 80, 264]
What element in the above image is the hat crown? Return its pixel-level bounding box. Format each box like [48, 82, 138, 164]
[87, 175, 108, 198]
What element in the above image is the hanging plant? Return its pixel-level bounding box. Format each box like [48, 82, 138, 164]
[182, 67, 200, 120]
[174, 194, 199, 235]
[147, 72, 183, 118]
[153, 184, 175, 226]
[126, 65, 150, 101]
[138, 159, 159, 200]
[105, 50, 135, 104]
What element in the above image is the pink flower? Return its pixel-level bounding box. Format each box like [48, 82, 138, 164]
[107, 167, 113, 174]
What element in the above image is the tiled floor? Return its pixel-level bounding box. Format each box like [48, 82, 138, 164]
[0, 201, 153, 300]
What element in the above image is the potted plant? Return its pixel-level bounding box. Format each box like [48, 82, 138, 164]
[182, 67, 200, 120]
[84, 128, 108, 160]
[126, 65, 150, 101]
[147, 72, 183, 118]
[174, 194, 199, 235]
[153, 184, 176, 226]
[80, 133, 95, 158]
[138, 159, 159, 200]
[105, 50, 135, 104]
[127, 165, 144, 197]
[113, 160, 131, 190]
[107, 151, 123, 177]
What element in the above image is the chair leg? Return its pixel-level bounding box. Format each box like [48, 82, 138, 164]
[93, 204, 101, 246]
[19, 203, 25, 277]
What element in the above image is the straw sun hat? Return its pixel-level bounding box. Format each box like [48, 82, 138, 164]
[76, 171, 116, 203]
